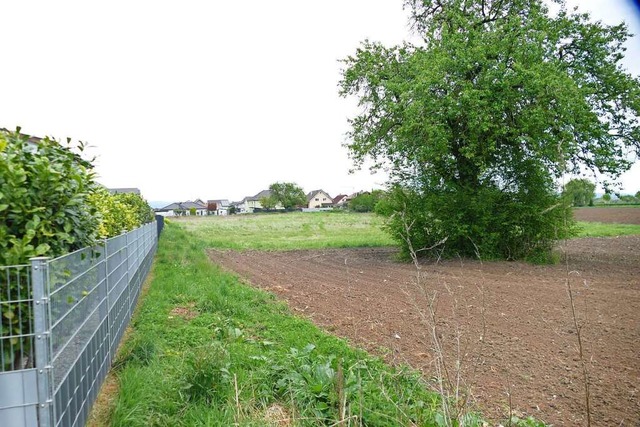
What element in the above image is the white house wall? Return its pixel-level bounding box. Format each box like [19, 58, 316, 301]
[308, 191, 332, 209]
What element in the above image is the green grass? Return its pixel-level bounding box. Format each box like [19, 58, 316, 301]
[176, 212, 640, 253]
[105, 222, 456, 426]
[575, 221, 640, 237]
[176, 211, 394, 250]
[591, 203, 640, 207]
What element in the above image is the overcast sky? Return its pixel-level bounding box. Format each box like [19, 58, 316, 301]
[2, 1, 639, 204]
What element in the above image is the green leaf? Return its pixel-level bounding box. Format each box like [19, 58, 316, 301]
[35, 243, 50, 255]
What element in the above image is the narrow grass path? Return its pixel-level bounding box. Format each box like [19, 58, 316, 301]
[94, 222, 452, 426]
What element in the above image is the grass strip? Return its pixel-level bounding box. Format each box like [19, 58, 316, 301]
[177, 212, 640, 254]
[575, 221, 640, 237]
[177, 211, 395, 250]
[103, 222, 455, 426]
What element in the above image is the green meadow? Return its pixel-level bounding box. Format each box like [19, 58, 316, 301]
[178, 211, 394, 250]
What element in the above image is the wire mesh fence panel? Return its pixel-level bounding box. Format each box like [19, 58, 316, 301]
[0, 265, 34, 372]
[52, 318, 109, 427]
[0, 265, 39, 425]
[49, 224, 157, 427]
[106, 233, 129, 356]
[0, 222, 157, 427]
[48, 246, 107, 390]
[106, 234, 128, 310]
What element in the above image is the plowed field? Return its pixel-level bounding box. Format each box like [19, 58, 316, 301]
[574, 207, 640, 224]
[207, 209, 639, 426]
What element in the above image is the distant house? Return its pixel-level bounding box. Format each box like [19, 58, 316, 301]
[332, 194, 348, 207]
[108, 188, 141, 195]
[234, 190, 284, 213]
[156, 199, 207, 216]
[306, 190, 333, 209]
[207, 199, 230, 216]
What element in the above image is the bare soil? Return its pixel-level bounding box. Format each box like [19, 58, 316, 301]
[574, 207, 640, 224]
[207, 210, 639, 426]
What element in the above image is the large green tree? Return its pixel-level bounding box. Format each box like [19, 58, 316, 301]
[268, 182, 307, 209]
[340, 0, 640, 260]
[563, 178, 596, 207]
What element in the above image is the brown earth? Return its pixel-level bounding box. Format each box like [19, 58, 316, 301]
[574, 207, 640, 224]
[208, 233, 639, 426]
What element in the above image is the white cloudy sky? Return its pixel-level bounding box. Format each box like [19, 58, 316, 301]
[2, 0, 639, 204]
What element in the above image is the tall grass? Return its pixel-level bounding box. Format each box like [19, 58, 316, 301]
[177, 211, 395, 250]
[176, 213, 640, 253]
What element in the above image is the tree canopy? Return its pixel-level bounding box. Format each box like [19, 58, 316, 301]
[563, 178, 596, 207]
[340, 0, 640, 260]
[349, 190, 385, 212]
[259, 195, 277, 210]
[268, 182, 307, 209]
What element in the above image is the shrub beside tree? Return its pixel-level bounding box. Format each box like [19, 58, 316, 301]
[114, 192, 155, 224]
[88, 189, 154, 238]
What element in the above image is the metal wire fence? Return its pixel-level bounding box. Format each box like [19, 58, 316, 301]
[0, 222, 157, 427]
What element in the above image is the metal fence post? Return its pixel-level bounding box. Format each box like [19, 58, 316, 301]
[125, 230, 131, 321]
[102, 239, 111, 365]
[30, 257, 52, 427]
